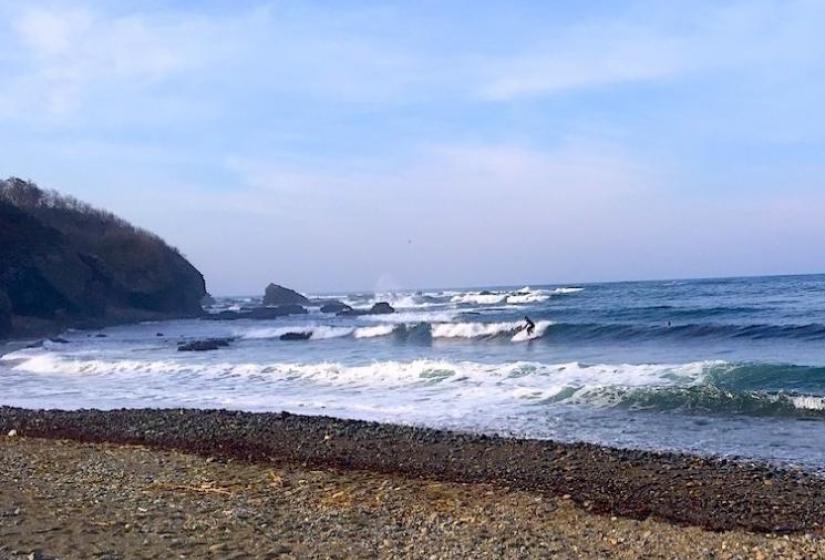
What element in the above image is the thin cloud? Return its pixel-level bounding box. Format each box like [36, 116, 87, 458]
[2, 4, 233, 117]
[478, 25, 688, 100]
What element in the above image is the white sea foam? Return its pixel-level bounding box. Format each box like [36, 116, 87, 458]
[233, 324, 401, 341]
[238, 318, 552, 341]
[308, 326, 354, 340]
[5, 351, 761, 426]
[375, 294, 438, 309]
[553, 287, 583, 294]
[358, 310, 459, 324]
[511, 320, 553, 341]
[431, 321, 521, 338]
[450, 293, 508, 305]
[5, 351, 713, 392]
[791, 395, 825, 410]
[450, 286, 568, 306]
[506, 293, 550, 304]
[240, 326, 299, 339]
[429, 320, 553, 341]
[354, 325, 397, 338]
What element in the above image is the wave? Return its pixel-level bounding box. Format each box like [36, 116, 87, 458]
[370, 294, 442, 309]
[430, 320, 552, 341]
[576, 386, 825, 418]
[541, 321, 825, 343]
[6, 351, 825, 419]
[353, 325, 396, 338]
[450, 292, 508, 305]
[448, 286, 582, 306]
[239, 324, 399, 341]
[240, 320, 555, 342]
[505, 293, 550, 304]
[358, 310, 460, 324]
[0, 352, 708, 388]
[551, 287, 583, 294]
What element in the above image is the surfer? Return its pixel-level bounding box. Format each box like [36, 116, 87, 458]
[523, 316, 535, 336]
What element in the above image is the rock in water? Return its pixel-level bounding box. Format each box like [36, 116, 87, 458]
[204, 305, 307, 321]
[319, 301, 352, 314]
[177, 338, 233, 352]
[247, 305, 307, 319]
[0, 178, 206, 339]
[369, 302, 395, 315]
[263, 284, 310, 306]
[338, 302, 396, 316]
[279, 331, 312, 341]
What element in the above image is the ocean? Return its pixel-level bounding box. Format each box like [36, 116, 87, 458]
[4, 274, 825, 470]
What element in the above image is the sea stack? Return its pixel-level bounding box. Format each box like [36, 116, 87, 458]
[262, 283, 310, 306]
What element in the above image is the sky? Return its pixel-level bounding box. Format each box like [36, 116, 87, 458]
[1, 1, 824, 295]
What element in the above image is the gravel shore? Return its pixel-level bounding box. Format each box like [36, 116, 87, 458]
[2, 407, 825, 535]
[2, 436, 825, 559]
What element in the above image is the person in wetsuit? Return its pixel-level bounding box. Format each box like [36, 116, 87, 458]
[523, 316, 535, 336]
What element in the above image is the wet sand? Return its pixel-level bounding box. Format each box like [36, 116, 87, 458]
[2, 436, 825, 559]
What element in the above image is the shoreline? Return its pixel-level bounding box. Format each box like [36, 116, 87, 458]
[0, 311, 205, 346]
[1, 406, 824, 534]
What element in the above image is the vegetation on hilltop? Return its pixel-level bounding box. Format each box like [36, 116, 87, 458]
[0, 177, 206, 337]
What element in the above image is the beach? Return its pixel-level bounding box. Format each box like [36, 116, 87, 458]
[2, 408, 825, 558]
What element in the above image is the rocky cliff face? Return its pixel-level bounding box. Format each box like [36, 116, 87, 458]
[0, 178, 206, 338]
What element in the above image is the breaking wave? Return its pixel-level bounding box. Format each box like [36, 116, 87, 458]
[7, 349, 825, 419]
[239, 325, 399, 340]
[237, 319, 825, 345]
[430, 320, 552, 341]
[449, 286, 580, 306]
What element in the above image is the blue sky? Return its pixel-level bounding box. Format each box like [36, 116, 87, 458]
[1, 1, 824, 294]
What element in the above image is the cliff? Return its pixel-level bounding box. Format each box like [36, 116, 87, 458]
[0, 178, 206, 338]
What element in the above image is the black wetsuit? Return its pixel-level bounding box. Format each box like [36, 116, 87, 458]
[524, 316, 535, 336]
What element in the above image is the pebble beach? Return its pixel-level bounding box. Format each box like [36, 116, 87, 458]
[1, 407, 825, 558]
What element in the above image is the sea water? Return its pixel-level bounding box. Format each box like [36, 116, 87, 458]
[4, 274, 825, 470]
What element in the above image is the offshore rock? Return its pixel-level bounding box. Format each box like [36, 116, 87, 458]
[263, 284, 310, 306]
[319, 301, 352, 314]
[338, 302, 396, 317]
[203, 305, 307, 321]
[177, 338, 233, 352]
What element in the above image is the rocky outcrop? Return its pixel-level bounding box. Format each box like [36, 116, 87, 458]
[263, 284, 310, 306]
[319, 301, 352, 314]
[204, 305, 307, 321]
[338, 302, 396, 317]
[0, 178, 207, 338]
[369, 302, 395, 315]
[177, 338, 233, 352]
[279, 331, 312, 341]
